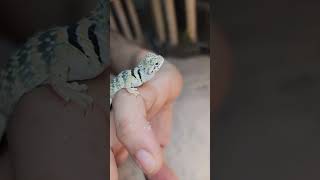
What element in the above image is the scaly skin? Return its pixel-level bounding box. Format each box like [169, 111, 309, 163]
[110, 52, 165, 105]
[0, 0, 107, 140]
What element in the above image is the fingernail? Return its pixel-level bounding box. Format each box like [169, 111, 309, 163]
[135, 149, 156, 174]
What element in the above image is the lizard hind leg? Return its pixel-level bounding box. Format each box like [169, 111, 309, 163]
[48, 64, 93, 113]
[68, 82, 88, 92]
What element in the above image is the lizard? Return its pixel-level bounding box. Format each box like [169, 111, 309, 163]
[109, 52, 165, 180]
[0, 0, 107, 141]
[110, 52, 165, 106]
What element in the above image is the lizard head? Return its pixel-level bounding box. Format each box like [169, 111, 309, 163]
[138, 52, 165, 76]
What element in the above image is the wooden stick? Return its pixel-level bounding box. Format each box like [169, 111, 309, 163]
[112, 0, 133, 40]
[186, 0, 197, 43]
[151, 0, 166, 44]
[124, 0, 144, 42]
[164, 0, 179, 46]
[110, 11, 119, 32]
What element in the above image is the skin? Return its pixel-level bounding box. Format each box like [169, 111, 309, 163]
[110, 31, 182, 179]
[111, 56, 182, 180]
[2, 70, 108, 180]
[0, 31, 182, 180]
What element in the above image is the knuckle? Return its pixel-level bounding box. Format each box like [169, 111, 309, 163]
[115, 117, 136, 140]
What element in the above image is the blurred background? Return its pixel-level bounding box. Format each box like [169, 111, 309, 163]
[0, 0, 210, 180]
[214, 0, 320, 179]
[110, 0, 209, 56]
[0, 1, 100, 178]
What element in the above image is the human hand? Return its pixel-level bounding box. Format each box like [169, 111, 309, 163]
[7, 71, 108, 180]
[110, 51, 182, 180]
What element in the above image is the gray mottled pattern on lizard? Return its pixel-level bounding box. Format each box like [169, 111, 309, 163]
[0, 0, 107, 140]
[110, 52, 165, 106]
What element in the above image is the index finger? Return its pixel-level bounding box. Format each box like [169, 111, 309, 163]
[112, 89, 163, 176]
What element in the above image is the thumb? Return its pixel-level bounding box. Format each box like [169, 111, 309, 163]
[112, 91, 163, 176]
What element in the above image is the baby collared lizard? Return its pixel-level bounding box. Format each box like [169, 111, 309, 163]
[110, 52, 165, 106]
[0, 0, 107, 140]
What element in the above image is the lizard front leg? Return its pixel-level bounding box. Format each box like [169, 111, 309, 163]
[48, 62, 93, 111]
[124, 74, 141, 97]
[126, 87, 140, 96]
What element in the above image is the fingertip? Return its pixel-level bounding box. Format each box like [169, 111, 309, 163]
[147, 163, 178, 180]
[115, 148, 129, 165]
[115, 116, 163, 176]
[134, 149, 162, 175]
[110, 151, 119, 180]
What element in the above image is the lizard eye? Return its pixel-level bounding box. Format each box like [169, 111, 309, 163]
[155, 62, 159, 65]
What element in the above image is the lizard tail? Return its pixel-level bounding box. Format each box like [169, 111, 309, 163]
[0, 113, 8, 141]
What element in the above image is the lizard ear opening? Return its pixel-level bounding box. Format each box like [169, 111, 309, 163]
[148, 69, 154, 74]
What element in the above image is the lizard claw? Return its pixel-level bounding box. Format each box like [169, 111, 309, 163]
[50, 81, 93, 110]
[126, 87, 140, 96]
